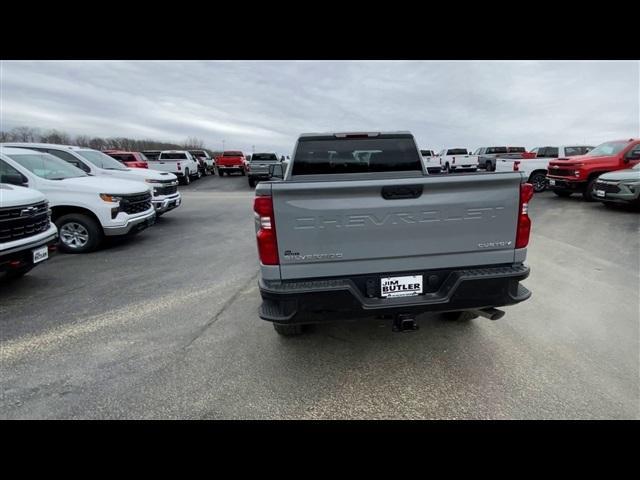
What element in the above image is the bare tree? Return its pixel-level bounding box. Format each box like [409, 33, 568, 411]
[40, 129, 71, 144]
[2, 125, 208, 153]
[183, 136, 204, 149]
[10, 126, 39, 142]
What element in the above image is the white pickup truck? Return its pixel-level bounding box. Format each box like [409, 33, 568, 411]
[420, 149, 441, 173]
[436, 148, 478, 173]
[189, 150, 216, 175]
[0, 147, 156, 253]
[495, 145, 594, 192]
[2, 143, 182, 216]
[149, 151, 200, 185]
[0, 182, 58, 279]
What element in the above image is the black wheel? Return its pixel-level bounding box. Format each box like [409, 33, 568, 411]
[529, 172, 548, 192]
[248, 177, 256, 188]
[273, 323, 304, 336]
[470, 168, 478, 172]
[3, 264, 35, 280]
[218, 170, 224, 177]
[583, 177, 598, 202]
[553, 190, 572, 198]
[444, 163, 450, 173]
[485, 161, 492, 171]
[241, 168, 246, 176]
[182, 170, 191, 185]
[202, 167, 209, 176]
[441, 311, 478, 321]
[56, 213, 103, 253]
[196, 168, 202, 179]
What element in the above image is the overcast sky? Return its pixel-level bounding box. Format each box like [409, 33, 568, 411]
[1, 60, 638, 154]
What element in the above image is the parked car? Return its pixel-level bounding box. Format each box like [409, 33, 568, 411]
[0, 148, 156, 253]
[253, 131, 533, 336]
[2, 143, 181, 216]
[216, 151, 246, 176]
[189, 150, 215, 175]
[149, 150, 200, 185]
[592, 163, 640, 208]
[103, 150, 149, 169]
[547, 139, 640, 201]
[495, 145, 595, 193]
[141, 150, 161, 161]
[474, 147, 528, 171]
[246, 153, 281, 187]
[420, 149, 441, 173]
[0, 182, 58, 279]
[436, 148, 478, 173]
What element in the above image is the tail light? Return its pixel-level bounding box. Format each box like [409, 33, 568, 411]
[515, 183, 534, 249]
[254, 195, 279, 265]
[513, 161, 520, 172]
[177, 162, 181, 171]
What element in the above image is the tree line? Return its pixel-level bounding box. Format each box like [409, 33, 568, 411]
[0, 126, 221, 157]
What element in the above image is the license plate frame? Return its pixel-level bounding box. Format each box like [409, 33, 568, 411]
[380, 275, 423, 298]
[32, 245, 48, 264]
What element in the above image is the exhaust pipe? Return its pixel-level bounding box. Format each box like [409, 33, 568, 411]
[472, 308, 505, 321]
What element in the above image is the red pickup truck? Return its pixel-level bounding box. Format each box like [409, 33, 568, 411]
[103, 150, 149, 169]
[547, 139, 640, 201]
[216, 151, 246, 176]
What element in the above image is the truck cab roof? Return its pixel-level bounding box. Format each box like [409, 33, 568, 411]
[298, 131, 412, 140]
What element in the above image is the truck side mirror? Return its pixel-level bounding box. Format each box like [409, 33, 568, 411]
[269, 163, 284, 179]
[1, 173, 28, 186]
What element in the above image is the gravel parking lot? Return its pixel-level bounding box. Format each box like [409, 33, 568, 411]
[1, 173, 638, 419]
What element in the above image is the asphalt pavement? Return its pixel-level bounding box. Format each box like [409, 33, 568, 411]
[1, 173, 638, 419]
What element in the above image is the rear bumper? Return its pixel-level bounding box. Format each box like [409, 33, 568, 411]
[259, 264, 531, 324]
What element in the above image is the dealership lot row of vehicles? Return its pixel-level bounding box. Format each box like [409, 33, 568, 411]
[421, 141, 640, 204]
[2, 137, 638, 284]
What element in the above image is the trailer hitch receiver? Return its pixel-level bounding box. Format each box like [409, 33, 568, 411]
[392, 313, 419, 332]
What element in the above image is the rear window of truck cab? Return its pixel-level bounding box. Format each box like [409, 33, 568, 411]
[251, 153, 278, 161]
[446, 149, 468, 155]
[292, 135, 421, 175]
[160, 152, 188, 160]
[487, 147, 507, 154]
[223, 151, 243, 157]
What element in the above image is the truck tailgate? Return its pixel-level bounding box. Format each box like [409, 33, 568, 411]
[148, 161, 179, 173]
[271, 173, 523, 280]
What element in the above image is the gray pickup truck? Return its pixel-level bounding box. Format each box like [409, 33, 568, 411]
[247, 153, 281, 188]
[254, 132, 533, 336]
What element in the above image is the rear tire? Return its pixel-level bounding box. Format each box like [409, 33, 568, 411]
[56, 213, 103, 254]
[248, 177, 256, 188]
[273, 323, 304, 336]
[444, 163, 450, 173]
[553, 190, 572, 197]
[241, 168, 246, 176]
[218, 170, 224, 177]
[182, 170, 191, 185]
[441, 311, 478, 322]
